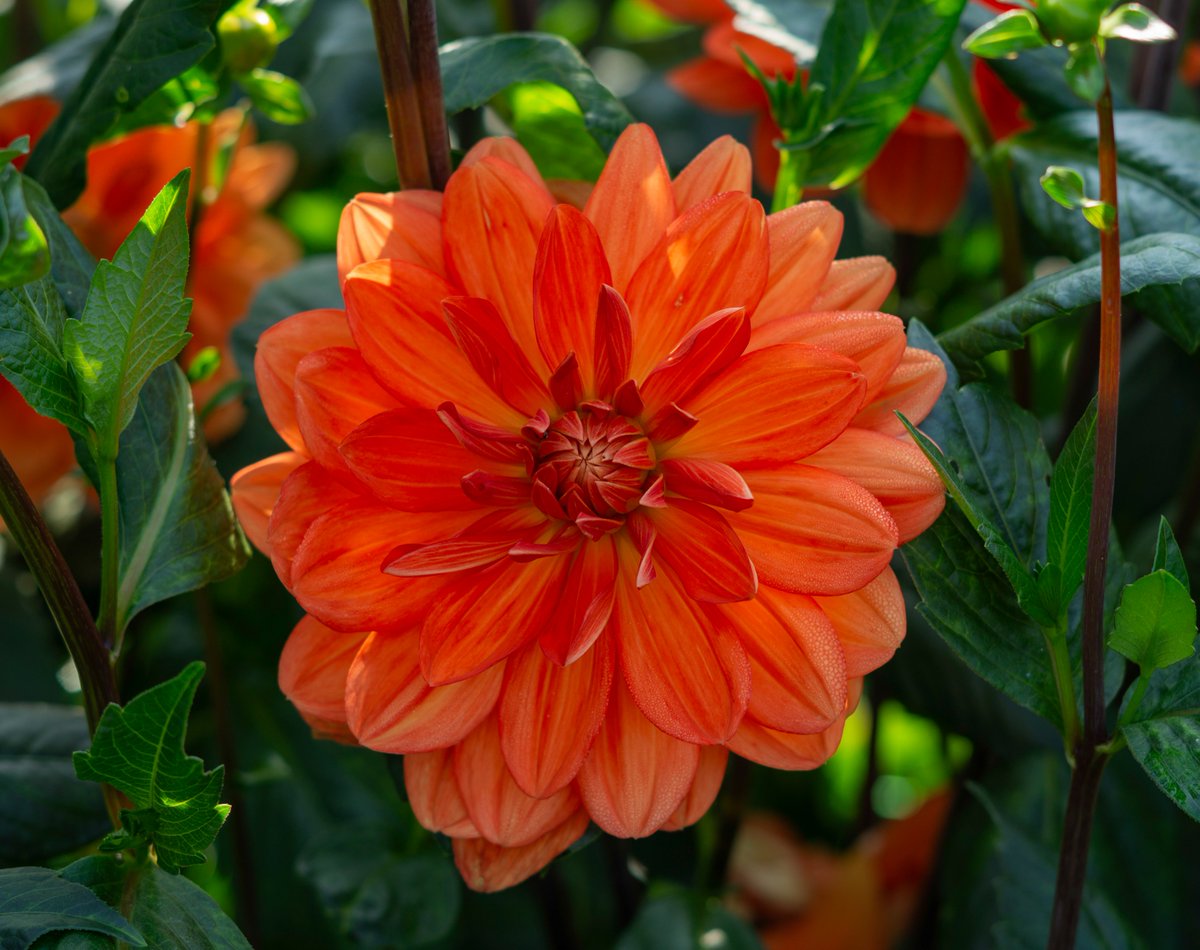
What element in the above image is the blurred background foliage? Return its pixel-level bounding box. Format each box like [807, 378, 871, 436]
[2, 0, 1200, 946]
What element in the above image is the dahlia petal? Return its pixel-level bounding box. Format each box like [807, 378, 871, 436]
[593, 285, 634, 400]
[625, 191, 768, 379]
[444, 156, 555, 371]
[614, 546, 750, 744]
[405, 748, 481, 838]
[806, 428, 944, 541]
[667, 344, 866, 468]
[453, 809, 590, 893]
[730, 465, 899, 596]
[345, 629, 503, 752]
[641, 502, 757, 603]
[753, 202, 845, 324]
[672, 136, 752, 213]
[230, 451, 304, 553]
[720, 588, 846, 734]
[437, 403, 533, 466]
[421, 554, 569, 686]
[442, 296, 551, 415]
[813, 257, 896, 311]
[461, 470, 532, 507]
[454, 716, 579, 847]
[278, 614, 368, 736]
[460, 136, 543, 182]
[294, 346, 400, 474]
[290, 499, 474, 631]
[267, 460, 359, 586]
[639, 307, 751, 416]
[578, 679, 700, 838]
[814, 567, 906, 677]
[852, 347, 946, 435]
[344, 259, 519, 425]
[659, 458, 753, 511]
[339, 408, 480, 510]
[667, 57, 765, 114]
[336, 190, 444, 282]
[646, 403, 699, 444]
[500, 633, 614, 798]
[255, 308, 353, 452]
[661, 745, 728, 832]
[385, 508, 547, 576]
[726, 713, 847, 770]
[533, 205, 611, 391]
[703, 20, 798, 76]
[540, 536, 619, 665]
[748, 311, 906, 402]
[584, 124, 675, 292]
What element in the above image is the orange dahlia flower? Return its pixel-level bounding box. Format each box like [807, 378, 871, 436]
[231, 125, 946, 892]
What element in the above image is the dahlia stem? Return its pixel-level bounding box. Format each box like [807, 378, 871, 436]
[770, 146, 807, 213]
[408, 0, 452, 190]
[96, 451, 121, 651]
[367, 0, 432, 188]
[1046, 65, 1122, 950]
[701, 755, 753, 893]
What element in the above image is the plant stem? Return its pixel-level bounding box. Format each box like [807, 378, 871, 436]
[0, 447, 118, 733]
[702, 755, 753, 893]
[96, 452, 121, 651]
[1047, 68, 1122, 950]
[367, 0, 432, 189]
[1044, 629, 1080, 758]
[771, 147, 806, 213]
[408, 0, 452, 190]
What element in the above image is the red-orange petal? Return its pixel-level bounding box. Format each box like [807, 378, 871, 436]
[336, 190, 444, 282]
[641, 501, 757, 603]
[625, 191, 768, 380]
[539, 536, 619, 666]
[577, 679, 700, 838]
[584, 124, 676, 293]
[806, 427, 944, 542]
[667, 344, 866, 468]
[726, 712, 847, 770]
[460, 136, 543, 183]
[720, 588, 846, 734]
[614, 545, 750, 744]
[748, 311, 906, 402]
[344, 259, 520, 426]
[278, 614, 368, 739]
[667, 57, 765, 114]
[345, 629, 504, 752]
[230, 451, 305, 554]
[405, 748, 481, 838]
[453, 809, 590, 893]
[753, 202, 844, 324]
[815, 567, 906, 677]
[812, 257, 896, 311]
[729, 465, 899, 596]
[499, 633, 615, 798]
[639, 307, 751, 417]
[659, 458, 753, 511]
[660, 745, 728, 831]
[533, 205, 611, 392]
[421, 553, 569, 686]
[443, 156, 555, 373]
[255, 308, 353, 452]
[442, 295, 551, 416]
[454, 715, 580, 847]
[672, 136, 752, 213]
[853, 347, 946, 435]
[267, 460, 359, 586]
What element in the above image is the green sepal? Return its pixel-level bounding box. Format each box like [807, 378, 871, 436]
[963, 9, 1048, 58]
[1099, 3, 1177, 43]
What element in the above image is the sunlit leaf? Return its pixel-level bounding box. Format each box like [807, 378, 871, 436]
[1110, 571, 1197, 672]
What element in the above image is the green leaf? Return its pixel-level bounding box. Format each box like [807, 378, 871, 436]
[439, 33, 634, 152]
[789, 0, 968, 188]
[0, 166, 49, 290]
[63, 170, 192, 451]
[113, 65, 225, 133]
[0, 705, 110, 867]
[1152, 517, 1189, 589]
[1110, 571, 1197, 672]
[1099, 3, 1177, 43]
[73, 662, 230, 874]
[1121, 654, 1200, 821]
[938, 233, 1200, 366]
[24, 0, 224, 209]
[725, 0, 831, 65]
[238, 68, 315, 125]
[0, 867, 145, 948]
[502, 82, 607, 181]
[1064, 41, 1105, 102]
[59, 857, 251, 950]
[1047, 399, 1096, 611]
[1040, 164, 1088, 209]
[963, 8, 1047, 58]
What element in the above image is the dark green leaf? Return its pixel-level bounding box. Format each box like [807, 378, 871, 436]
[1152, 517, 1189, 589]
[238, 68, 315, 125]
[439, 33, 633, 152]
[938, 233, 1200, 365]
[0, 705, 109, 867]
[725, 0, 831, 65]
[1047, 399, 1096, 610]
[0, 867, 145, 948]
[24, 0, 223, 208]
[1100, 3, 1177, 43]
[0, 167, 49, 289]
[73, 662, 230, 874]
[63, 170, 192, 449]
[59, 857, 251, 950]
[794, 0, 968, 188]
[1110, 571, 1197, 671]
[962, 8, 1047, 58]
[24, 179, 94, 318]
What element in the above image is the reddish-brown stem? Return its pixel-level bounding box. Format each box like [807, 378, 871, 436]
[408, 0, 452, 190]
[367, 0, 432, 189]
[1047, 73, 1121, 950]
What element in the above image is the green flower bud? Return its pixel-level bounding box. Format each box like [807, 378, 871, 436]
[217, 6, 279, 75]
[1035, 0, 1109, 44]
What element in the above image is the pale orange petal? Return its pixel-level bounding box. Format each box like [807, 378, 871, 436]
[753, 202, 844, 324]
[230, 451, 304, 554]
[405, 747, 481, 838]
[812, 257, 896, 311]
[461, 136, 543, 183]
[267, 460, 359, 586]
[672, 136, 752, 213]
[815, 567, 906, 677]
[278, 614, 368, 739]
[453, 809, 589, 893]
[853, 347, 947, 435]
[661, 745, 728, 831]
[336, 190, 444, 281]
[726, 712, 847, 770]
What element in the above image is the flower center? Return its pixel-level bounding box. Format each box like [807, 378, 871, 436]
[531, 407, 656, 530]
